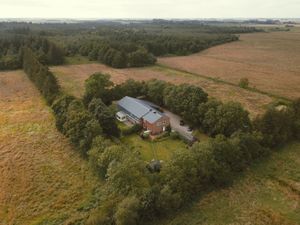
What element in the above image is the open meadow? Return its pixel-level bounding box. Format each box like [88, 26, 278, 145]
[158, 28, 300, 100]
[0, 71, 102, 225]
[155, 142, 300, 225]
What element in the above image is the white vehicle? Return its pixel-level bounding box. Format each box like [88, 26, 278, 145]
[116, 111, 127, 122]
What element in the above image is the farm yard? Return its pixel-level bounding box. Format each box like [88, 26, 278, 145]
[159, 28, 300, 100]
[0, 71, 102, 225]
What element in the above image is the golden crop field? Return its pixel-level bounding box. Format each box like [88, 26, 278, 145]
[158, 29, 300, 100]
[0, 71, 102, 225]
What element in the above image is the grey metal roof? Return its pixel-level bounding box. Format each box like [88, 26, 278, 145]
[118, 96, 151, 119]
[143, 111, 163, 123]
[117, 96, 164, 123]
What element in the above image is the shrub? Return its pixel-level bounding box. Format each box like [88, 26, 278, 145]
[239, 77, 249, 88]
[122, 124, 143, 136]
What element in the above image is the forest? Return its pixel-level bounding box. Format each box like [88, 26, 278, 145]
[0, 20, 263, 70]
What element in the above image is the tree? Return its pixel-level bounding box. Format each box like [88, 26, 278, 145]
[112, 79, 146, 100]
[88, 98, 120, 137]
[106, 155, 150, 196]
[146, 79, 168, 106]
[83, 73, 114, 105]
[51, 94, 76, 132]
[114, 196, 140, 225]
[164, 84, 208, 124]
[63, 100, 102, 154]
[128, 48, 156, 67]
[254, 107, 294, 147]
[202, 101, 252, 137]
[112, 51, 127, 68]
[238, 77, 249, 88]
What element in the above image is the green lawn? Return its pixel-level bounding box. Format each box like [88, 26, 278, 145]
[120, 134, 187, 161]
[154, 142, 300, 225]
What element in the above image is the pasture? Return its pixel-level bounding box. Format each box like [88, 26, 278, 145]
[155, 142, 300, 225]
[158, 28, 300, 100]
[0, 71, 102, 225]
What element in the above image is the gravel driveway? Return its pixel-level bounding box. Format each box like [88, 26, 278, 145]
[163, 109, 194, 141]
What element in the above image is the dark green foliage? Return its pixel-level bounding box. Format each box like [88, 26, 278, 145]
[23, 47, 60, 104]
[128, 48, 156, 67]
[88, 98, 120, 137]
[145, 79, 168, 106]
[239, 77, 249, 88]
[201, 101, 252, 137]
[51, 94, 76, 132]
[112, 79, 146, 100]
[292, 98, 300, 140]
[163, 84, 208, 124]
[254, 107, 295, 147]
[88, 136, 124, 178]
[63, 99, 102, 155]
[0, 34, 64, 70]
[106, 154, 151, 196]
[114, 196, 140, 225]
[83, 73, 114, 105]
[121, 124, 143, 136]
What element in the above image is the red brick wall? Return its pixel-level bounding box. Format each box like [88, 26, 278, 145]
[143, 115, 170, 135]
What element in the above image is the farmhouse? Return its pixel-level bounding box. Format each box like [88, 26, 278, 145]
[117, 96, 170, 135]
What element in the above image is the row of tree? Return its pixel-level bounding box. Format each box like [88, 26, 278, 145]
[0, 35, 64, 70]
[63, 30, 238, 68]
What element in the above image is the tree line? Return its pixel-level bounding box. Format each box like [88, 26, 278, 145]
[22, 50, 300, 225]
[63, 31, 238, 68]
[0, 34, 64, 70]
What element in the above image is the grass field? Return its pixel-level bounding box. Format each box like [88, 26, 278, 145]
[0, 70, 102, 225]
[159, 28, 300, 100]
[51, 63, 273, 117]
[154, 142, 300, 225]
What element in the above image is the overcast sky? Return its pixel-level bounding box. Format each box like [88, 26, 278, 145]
[1, 0, 299, 19]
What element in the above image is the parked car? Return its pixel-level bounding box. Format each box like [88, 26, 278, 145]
[180, 120, 185, 126]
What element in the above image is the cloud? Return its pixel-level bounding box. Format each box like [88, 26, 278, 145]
[0, 0, 299, 18]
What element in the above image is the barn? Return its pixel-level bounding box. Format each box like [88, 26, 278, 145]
[117, 96, 170, 135]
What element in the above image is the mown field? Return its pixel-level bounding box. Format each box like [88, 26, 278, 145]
[0, 71, 102, 225]
[154, 142, 300, 225]
[158, 28, 300, 100]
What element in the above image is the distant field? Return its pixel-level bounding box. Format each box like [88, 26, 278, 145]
[51, 64, 273, 117]
[159, 29, 300, 100]
[0, 71, 101, 225]
[155, 142, 300, 225]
